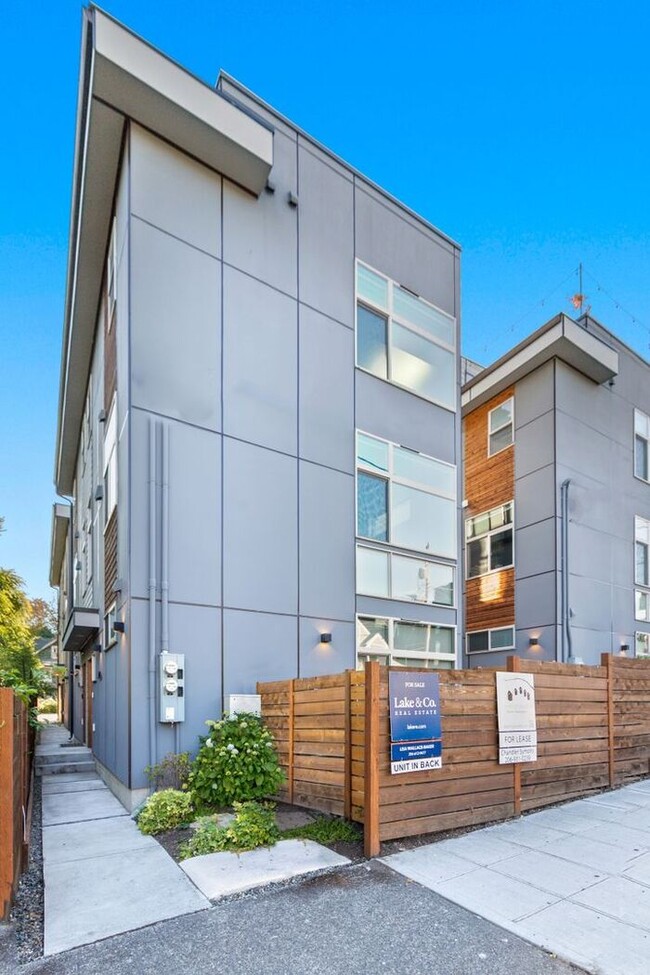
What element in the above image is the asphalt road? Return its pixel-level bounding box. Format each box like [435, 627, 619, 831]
[3, 862, 584, 975]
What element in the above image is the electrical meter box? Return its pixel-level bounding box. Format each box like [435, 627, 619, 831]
[228, 693, 261, 717]
[159, 652, 185, 722]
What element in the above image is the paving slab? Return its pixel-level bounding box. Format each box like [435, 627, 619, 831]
[489, 848, 605, 897]
[571, 875, 650, 929]
[40, 770, 102, 785]
[486, 819, 571, 850]
[42, 789, 127, 825]
[180, 839, 349, 900]
[624, 851, 650, 884]
[584, 820, 650, 853]
[540, 832, 646, 874]
[41, 777, 107, 795]
[433, 866, 559, 925]
[44, 844, 209, 954]
[380, 845, 480, 885]
[43, 815, 154, 865]
[516, 899, 650, 975]
[432, 830, 524, 866]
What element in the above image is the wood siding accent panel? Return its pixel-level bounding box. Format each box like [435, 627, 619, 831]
[104, 509, 118, 607]
[463, 387, 515, 634]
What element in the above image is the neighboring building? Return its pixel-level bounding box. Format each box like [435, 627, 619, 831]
[462, 311, 650, 668]
[50, 8, 462, 808]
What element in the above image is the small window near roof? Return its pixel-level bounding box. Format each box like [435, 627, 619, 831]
[488, 398, 514, 456]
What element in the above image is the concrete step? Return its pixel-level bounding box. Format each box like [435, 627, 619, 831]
[36, 746, 92, 763]
[37, 760, 96, 776]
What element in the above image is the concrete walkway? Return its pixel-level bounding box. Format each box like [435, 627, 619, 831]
[38, 726, 209, 955]
[383, 780, 650, 975]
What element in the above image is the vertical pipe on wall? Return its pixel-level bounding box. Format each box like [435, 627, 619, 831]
[148, 418, 157, 773]
[560, 479, 572, 663]
[161, 424, 169, 656]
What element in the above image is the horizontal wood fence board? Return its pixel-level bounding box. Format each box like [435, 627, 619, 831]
[379, 803, 513, 841]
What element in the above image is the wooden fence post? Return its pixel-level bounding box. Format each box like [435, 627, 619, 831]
[287, 679, 295, 805]
[0, 689, 15, 920]
[507, 655, 522, 816]
[344, 670, 352, 820]
[601, 652, 615, 788]
[364, 660, 381, 858]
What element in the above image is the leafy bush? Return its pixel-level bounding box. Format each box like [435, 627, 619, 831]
[180, 801, 279, 859]
[137, 789, 194, 835]
[37, 697, 58, 714]
[281, 816, 361, 845]
[187, 714, 284, 808]
[144, 752, 191, 791]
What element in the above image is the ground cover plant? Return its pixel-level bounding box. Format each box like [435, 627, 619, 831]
[280, 816, 361, 845]
[179, 800, 279, 859]
[137, 788, 194, 835]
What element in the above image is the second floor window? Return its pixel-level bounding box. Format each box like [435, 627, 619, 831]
[355, 262, 456, 411]
[635, 409, 649, 482]
[466, 502, 514, 578]
[488, 398, 514, 456]
[103, 399, 118, 525]
[636, 516, 650, 588]
[357, 432, 457, 560]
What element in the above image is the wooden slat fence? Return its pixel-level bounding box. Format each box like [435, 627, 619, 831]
[0, 689, 32, 919]
[258, 654, 650, 857]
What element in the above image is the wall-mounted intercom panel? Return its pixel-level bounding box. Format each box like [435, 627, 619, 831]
[159, 652, 185, 723]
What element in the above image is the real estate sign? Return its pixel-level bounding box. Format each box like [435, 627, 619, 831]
[496, 672, 537, 764]
[389, 671, 442, 774]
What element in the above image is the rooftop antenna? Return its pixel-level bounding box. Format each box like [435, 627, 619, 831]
[569, 263, 590, 317]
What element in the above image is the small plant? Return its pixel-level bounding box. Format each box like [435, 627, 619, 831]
[180, 801, 279, 859]
[281, 816, 361, 845]
[137, 789, 194, 835]
[144, 751, 191, 791]
[37, 698, 58, 714]
[187, 714, 284, 808]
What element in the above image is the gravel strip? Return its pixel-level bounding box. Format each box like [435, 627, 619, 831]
[10, 774, 44, 963]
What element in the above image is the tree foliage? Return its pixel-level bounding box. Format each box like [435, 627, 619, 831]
[0, 524, 47, 705]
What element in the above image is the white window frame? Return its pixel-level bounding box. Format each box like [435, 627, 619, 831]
[634, 409, 650, 484]
[107, 218, 117, 331]
[356, 430, 457, 560]
[355, 260, 457, 412]
[636, 632, 650, 658]
[466, 626, 515, 655]
[635, 515, 650, 589]
[356, 614, 456, 670]
[465, 502, 515, 579]
[356, 543, 455, 608]
[488, 397, 514, 457]
[103, 397, 118, 527]
[636, 589, 649, 623]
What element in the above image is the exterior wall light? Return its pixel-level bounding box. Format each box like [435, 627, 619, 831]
[112, 620, 126, 634]
[319, 632, 332, 644]
[529, 637, 541, 650]
[620, 644, 629, 657]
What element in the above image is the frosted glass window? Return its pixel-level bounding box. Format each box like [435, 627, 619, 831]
[393, 286, 455, 346]
[357, 264, 388, 309]
[391, 323, 456, 409]
[357, 547, 389, 597]
[393, 447, 456, 498]
[357, 433, 389, 473]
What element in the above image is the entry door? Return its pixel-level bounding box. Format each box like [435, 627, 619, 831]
[83, 659, 93, 748]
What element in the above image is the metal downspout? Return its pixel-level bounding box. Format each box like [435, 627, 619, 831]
[148, 418, 157, 772]
[560, 479, 572, 663]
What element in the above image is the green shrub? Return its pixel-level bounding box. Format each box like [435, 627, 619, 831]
[180, 801, 279, 859]
[187, 714, 284, 808]
[144, 752, 191, 791]
[281, 816, 361, 845]
[137, 789, 194, 835]
[37, 698, 58, 714]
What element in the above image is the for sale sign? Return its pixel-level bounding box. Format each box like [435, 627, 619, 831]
[389, 671, 442, 774]
[496, 672, 537, 764]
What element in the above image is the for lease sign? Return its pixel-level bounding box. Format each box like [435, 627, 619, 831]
[389, 671, 442, 774]
[496, 672, 537, 764]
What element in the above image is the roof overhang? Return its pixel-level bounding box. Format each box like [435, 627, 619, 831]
[55, 6, 274, 494]
[462, 313, 619, 413]
[62, 608, 101, 654]
[49, 503, 71, 588]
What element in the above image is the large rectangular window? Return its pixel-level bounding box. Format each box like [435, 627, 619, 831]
[356, 262, 456, 411]
[466, 502, 514, 578]
[466, 626, 515, 655]
[357, 545, 454, 606]
[635, 410, 650, 482]
[636, 516, 650, 588]
[357, 615, 455, 669]
[103, 399, 118, 525]
[636, 632, 650, 658]
[488, 398, 514, 456]
[357, 432, 457, 559]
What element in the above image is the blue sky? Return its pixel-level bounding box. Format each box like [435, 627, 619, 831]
[1, 0, 649, 600]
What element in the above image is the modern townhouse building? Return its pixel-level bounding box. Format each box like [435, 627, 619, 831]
[49, 7, 463, 808]
[462, 311, 650, 668]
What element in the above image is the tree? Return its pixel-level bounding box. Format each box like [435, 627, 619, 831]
[0, 524, 46, 703]
[28, 597, 57, 640]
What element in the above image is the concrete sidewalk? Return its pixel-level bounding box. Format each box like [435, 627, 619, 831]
[383, 780, 650, 975]
[38, 726, 209, 955]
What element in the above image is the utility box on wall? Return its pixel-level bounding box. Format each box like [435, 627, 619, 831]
[159, 652, 185, 722]
[228, 693, 261, 717]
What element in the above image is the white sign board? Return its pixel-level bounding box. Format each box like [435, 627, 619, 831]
[496, 672, 537, 764]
